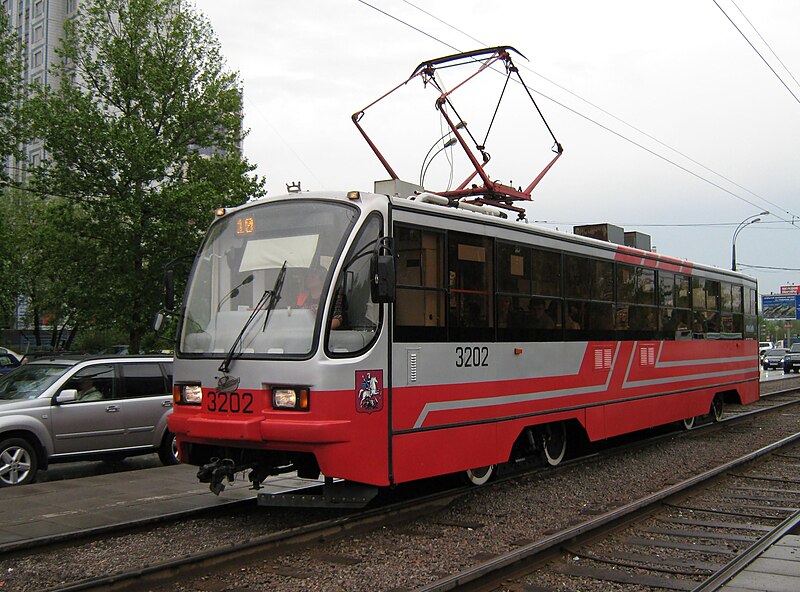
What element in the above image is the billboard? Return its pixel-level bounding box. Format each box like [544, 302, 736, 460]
[762, 294, 800, 320]
[780, 285, 800, 294]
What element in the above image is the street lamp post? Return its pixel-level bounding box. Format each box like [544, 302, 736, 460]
[731, 211, 769, 271]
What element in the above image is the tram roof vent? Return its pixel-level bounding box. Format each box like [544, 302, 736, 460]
[624, 231, 652, 252]
[573, 223, 626, 246]
[375, 179, 423, 199]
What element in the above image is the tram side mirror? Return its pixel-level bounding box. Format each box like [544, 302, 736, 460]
[153, 311, 165, 334]
[370, 237, 396, 304]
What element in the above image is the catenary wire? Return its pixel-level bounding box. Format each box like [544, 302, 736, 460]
[712, 0, 800, 105]
[399, 0, 799, 224]
[357, 0, 800, 228]
[730, 0, 800, 92]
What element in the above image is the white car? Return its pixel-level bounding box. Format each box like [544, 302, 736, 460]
[758, 341, 774, 358]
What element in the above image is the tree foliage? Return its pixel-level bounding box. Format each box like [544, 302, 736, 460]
[27, 0, 265, 351]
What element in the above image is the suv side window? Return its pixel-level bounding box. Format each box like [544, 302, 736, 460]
[61, 365, 115, 401]
[120, 363, 169, 399]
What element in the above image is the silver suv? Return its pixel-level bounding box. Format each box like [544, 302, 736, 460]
[0, 355, 175, 487]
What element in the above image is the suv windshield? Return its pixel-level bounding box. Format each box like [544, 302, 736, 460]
[180, 199, 358, 357]
[0, 364, 70, 400]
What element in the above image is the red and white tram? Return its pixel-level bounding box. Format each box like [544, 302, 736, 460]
[166, 48, 759, 504]
[167, 186, 759, 501]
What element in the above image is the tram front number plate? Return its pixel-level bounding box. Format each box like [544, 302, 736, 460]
[205, 391, 254, 414]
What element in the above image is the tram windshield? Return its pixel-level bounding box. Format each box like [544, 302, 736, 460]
[179, 200, 358, 357]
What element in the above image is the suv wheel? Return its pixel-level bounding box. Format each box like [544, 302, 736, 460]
[0, 437, 39, 487]
[158, 432, 180, 466]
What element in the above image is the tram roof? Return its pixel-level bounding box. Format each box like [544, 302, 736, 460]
[221, 190, 757, 286]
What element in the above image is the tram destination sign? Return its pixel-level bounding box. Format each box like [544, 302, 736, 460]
[762, 294, 800, 320]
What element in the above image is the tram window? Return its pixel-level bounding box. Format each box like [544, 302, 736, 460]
[326, 215, 382, 355]
[675, 274, 690, 309]
[705, 280, 720, 311]
[693, 310, 720, 338]
[745, 287, 756, 315]
[658, 273, 675, 308]
[449, 233, 493, 341]
[396, 225, 444, 289]
[617, 265, 656, 305]
[744, 314, 757, 339]
[720, 282, 733, 312]
[395, 225, 446, 342]
[732, 285, 742, 313]
[565, 256, 612, 301]
[616, 304, 658, 335]
[497, 296, 562, 342]
[498, 242, 531, 294]
[660, 308, 691, 340]
[531, 248, 561, 297]
[565, 301, 614, 340]
[692, 277, 705, 309]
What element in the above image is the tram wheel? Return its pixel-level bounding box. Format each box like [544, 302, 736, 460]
[541, 422, 567, 466]
[711, 395, 724, 422]
[682, 415, 696, 430]
[463, 465, 495, 486]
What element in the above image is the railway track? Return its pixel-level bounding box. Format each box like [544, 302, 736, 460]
[18, 380, 796, 592]
[420, 436, 800, 591]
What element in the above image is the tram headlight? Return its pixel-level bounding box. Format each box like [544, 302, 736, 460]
[174, 384, 203, 405]
[272, 387, 310, 411]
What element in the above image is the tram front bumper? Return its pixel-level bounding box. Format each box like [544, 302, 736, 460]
[171, 414, 351, 444]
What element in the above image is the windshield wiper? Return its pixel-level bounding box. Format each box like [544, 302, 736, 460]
[218, 261, 287, 374]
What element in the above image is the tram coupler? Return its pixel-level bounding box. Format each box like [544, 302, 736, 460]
[197, 457, 237, 495]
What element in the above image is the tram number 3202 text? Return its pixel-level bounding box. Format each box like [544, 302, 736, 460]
[455, 346, 489, 368]
[206, 391, 254, 414]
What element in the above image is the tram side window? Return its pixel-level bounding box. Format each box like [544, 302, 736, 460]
[615, 264, 658, 339]
[496, 242, 562, 341]
[564, 255, 614, 341]
[719, 282, 742, 338]
[658, 273, 692, 340]
[326, 215, 383, 355]
[394, 225, 446, 342]
[744, 286, 757, 339]
[449, 233, 493, 342]
[691, 276, 721, 339]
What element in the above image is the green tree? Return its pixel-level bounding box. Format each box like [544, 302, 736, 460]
[28, 0, 265, 352]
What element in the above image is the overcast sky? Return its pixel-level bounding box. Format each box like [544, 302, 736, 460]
[192, 0, 799, 297]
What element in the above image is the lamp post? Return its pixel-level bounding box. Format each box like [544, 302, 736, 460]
[731, 211, 768, 271]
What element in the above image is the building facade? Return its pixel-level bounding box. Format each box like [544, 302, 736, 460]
[2, 0, 79, 180]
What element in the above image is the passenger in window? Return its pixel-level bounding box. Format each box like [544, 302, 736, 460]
[497, 296, 523, 327]
[529, 299, 554, 329]
[78, 378, 102, 401]
[297, 268, 342, 329]
[566, 304, 581, 330]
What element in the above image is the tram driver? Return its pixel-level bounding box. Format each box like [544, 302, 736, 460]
[296, 267, 343, 329]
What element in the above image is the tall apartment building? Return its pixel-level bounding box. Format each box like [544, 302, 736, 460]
[2, 0, 79, 180]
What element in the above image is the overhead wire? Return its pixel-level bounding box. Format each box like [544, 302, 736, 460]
[712, 0, 800, 105]
[357, 0, 800, 228]
[729, 0, 800, 92]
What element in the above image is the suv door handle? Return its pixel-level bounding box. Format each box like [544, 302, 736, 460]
[162, 401, 173, 408]
[105, 405, 120, 413]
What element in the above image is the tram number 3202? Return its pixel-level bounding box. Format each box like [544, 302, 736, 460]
[455, 346, 489, 368]
[206, 391, 254, 414]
